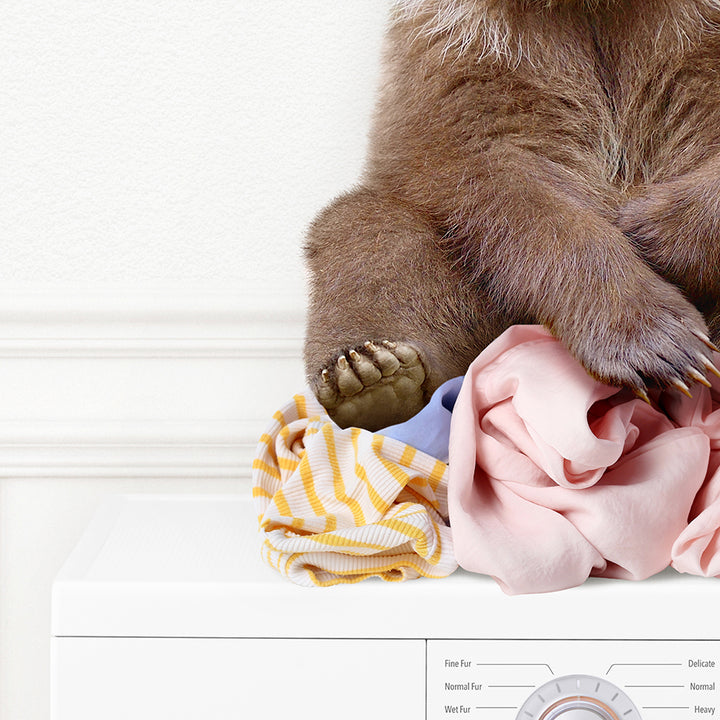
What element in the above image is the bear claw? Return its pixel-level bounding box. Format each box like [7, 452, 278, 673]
[694, 330, 720, 353]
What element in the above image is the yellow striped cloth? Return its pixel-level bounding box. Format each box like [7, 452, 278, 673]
[252, 390, 457, 587]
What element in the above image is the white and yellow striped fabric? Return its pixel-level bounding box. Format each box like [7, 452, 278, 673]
[252, 390, 457, 587]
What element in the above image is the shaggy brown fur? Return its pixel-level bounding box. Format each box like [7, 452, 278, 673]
[305, 0, 720, 431]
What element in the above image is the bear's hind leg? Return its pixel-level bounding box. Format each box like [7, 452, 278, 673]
[304, 188, 502, 431]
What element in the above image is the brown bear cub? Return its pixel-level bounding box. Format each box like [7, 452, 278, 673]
[304, 0, 720, 432]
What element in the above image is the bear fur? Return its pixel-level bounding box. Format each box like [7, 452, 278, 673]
[304, 0, 720, 431]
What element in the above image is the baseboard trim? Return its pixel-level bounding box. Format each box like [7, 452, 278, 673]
[0, 284, 306, 354]
[0, 337, 303, 359]
[0, 420, 261, 479]
[0, 284, 307, 479]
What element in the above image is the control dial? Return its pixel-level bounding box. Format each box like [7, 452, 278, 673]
[516, 675, 641, 720]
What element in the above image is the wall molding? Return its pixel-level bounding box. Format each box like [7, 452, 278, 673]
[0, 337, 302, 359]
[0, 283, 306, 356]
[0, 420, 262, 480]
[0, 284, 307, 480]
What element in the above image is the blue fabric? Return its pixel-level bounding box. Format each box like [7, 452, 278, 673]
[378, 376, 462, 463]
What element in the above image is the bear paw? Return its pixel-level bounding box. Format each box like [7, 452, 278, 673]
[561, 282, 720, 402]
[313, 341, 427, 431]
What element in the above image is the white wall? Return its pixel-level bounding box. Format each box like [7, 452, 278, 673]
[0, 3, 391, 719]
[1, 0, 388, 286]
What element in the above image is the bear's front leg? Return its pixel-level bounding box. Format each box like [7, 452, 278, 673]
[447, 146, 717, 398]
[617, 154, 720, 345]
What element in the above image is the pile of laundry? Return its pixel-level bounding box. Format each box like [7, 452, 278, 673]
[252, 326, 720, 594]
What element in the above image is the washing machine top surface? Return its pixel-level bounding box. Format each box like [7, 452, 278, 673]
[52, 494, 720, 640]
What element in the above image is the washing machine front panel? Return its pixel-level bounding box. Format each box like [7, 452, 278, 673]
[427, 639, 720, 719]
[51, 496, 720, 720]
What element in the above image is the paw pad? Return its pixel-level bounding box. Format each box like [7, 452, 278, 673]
[314, 341, 426, 431]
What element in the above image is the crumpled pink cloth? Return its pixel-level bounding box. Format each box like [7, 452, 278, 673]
[665, 384, 720, 577]
[448, 325, 720, 594]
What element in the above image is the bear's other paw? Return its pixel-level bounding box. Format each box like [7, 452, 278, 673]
[560, 283, 720, 402]
[312, 341, 427, 432]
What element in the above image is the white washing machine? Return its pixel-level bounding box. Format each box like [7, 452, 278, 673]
[51, 494, 720, 719]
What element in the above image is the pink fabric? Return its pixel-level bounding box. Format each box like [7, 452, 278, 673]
[448, 325, 720, 594]
[666, 387, 720, 576]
